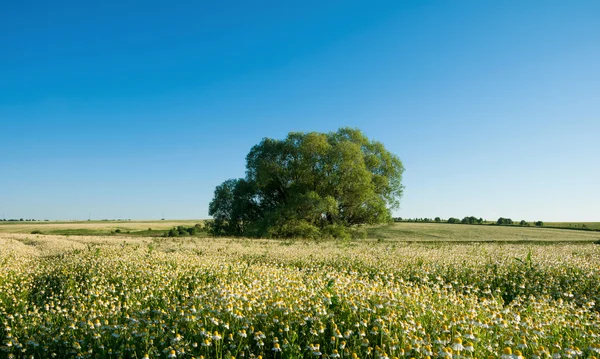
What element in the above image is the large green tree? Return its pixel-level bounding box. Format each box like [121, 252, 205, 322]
[208, 128, 404, 238]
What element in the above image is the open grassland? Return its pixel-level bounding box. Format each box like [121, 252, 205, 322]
[2, 220, 599, 242]
[367, 222, 600, 243]
[0, 220, 203, 236]
[544, 222, 600, 231]
[1, 232, 599, 359]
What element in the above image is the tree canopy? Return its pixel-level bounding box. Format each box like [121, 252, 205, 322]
[208, 128, 404, 239]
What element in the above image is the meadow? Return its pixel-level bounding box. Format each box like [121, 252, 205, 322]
[1, 223, 599, 359]
[0, 220, 201, 235]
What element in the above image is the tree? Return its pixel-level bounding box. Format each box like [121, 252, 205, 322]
[461, 216, 480, 225]
[208, 128, 405, 238]
[434, 217, 441, 222]
[535, 221, 544, 227]
[447, 217, 460, 224]
[497, 217, 513, 225]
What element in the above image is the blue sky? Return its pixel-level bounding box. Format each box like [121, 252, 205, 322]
[1, 0, 599, 221]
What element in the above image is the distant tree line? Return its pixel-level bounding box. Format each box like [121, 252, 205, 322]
[0, 218, 45, 222]
[395, 216, 484, 224]
[394, 217, 545, 227]
[393, 217, 436, 223]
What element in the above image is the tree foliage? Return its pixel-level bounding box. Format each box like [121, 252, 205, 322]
[497, 217, 514, 225]
[208, 128, 404, 238]
[461, 216, 483, 225]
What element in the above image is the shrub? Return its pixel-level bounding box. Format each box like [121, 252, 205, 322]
[163, 225, 204, 237]
[268, 220, 321, 240]
[321, 224, 352, 240]
[461, 216, 480, 225]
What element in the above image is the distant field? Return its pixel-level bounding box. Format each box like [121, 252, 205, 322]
[1, 220, 599, 242]
[366, 222, 600, 242]
[544, 221, 600, 230]
[0, 220, 203, 236]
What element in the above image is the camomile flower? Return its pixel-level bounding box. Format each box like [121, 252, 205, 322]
[440, 347, 453, 358]
[501, 347, 513, 359]
[452, 338, 465, 352]
[518, 338, 527, 349]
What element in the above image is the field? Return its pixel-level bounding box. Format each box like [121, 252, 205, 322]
[544, 222, 600, 231]
[367, 222, 600, 243]
[0, 220, 203, 236]
[2, 220, 600, 242]
[1, 223, 599, 359]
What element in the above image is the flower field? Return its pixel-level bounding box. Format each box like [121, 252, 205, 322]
[1, 233, 599, 359]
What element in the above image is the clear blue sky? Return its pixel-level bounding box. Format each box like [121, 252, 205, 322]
[1, 1, 598, 221]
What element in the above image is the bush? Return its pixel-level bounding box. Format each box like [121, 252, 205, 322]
[497, 217, 513, 225]
[434, 217, 441, 222]
[31, 230, 42, 234]
[447, 217, 460, 224]
[350, 226, 368, 240]
[535, 221, 544, 227]
[321, 224, 352, 241]
[114, 229, 122, 233]
[461, 216, 481, 225]
[163, 225, 205, 237]
[268, 220, 321, 240]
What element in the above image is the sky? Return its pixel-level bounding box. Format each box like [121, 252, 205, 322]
[1, 0, 599, 222]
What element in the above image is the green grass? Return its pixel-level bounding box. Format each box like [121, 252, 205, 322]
[3, 220, 599, 243]
[0, 219, 204, 235]
[544, 221, 600, 230]
[30, 227, 210, 238]
[367, 222, 600, 243]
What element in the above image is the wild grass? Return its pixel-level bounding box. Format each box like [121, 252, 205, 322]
[544, 222, 600, 231]
[1, 233, 599, 358]
[366, 222, 600, 243]
[0, 220, 205, 237]
[3, 220, 599, 242]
